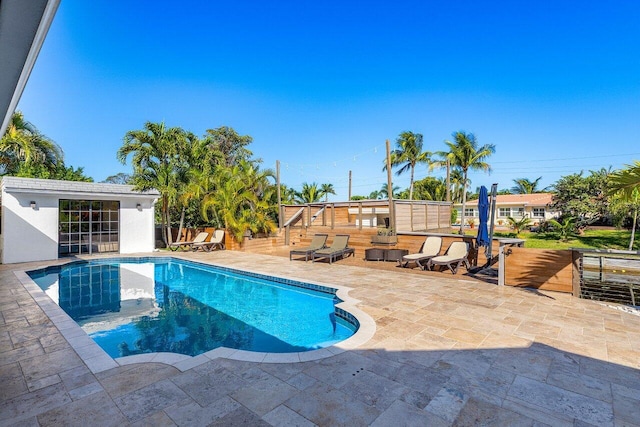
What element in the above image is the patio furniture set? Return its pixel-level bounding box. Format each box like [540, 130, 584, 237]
[168, 229, 226, 252]
[290, 234, 470, 274]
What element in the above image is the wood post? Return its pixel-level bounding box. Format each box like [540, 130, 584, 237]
[386, 139, 396, 231]
[331, 203, 335, 229]
[498, 245, 505, 286]
[572, 250, 582, 297]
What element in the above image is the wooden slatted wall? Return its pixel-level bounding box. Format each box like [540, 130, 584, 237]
[504, 248, 573, 292]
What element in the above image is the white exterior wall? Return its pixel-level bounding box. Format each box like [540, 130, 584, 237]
[1, 191, 59, 264]
[119, 199, 155, 254]
[1, 188, 157, 264]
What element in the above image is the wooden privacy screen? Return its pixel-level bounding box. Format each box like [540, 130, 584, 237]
[504, 247, 573, 293]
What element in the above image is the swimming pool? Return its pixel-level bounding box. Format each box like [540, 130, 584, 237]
[27, 257, 358, 358]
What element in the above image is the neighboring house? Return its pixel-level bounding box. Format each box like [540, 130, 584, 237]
[454, 193, 560, 226]
[0, 176, 159, 264]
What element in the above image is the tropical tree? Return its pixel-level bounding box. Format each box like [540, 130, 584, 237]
[551, 169, 610, 231]
[368, 190, 383, 200]
[383, 131, 432, 200]
[201, 161, 276, 242]
[1, 111, 63, 176]
[448, 169, 468, 203]
[279, 184, 296, 205]
[507, 216, 533, 236]
[435, 131, 495, 234]
[117, 121, 190, 246]
[413, 176, 447, 201]
[379, 183, 400, 199]
[202, 126, 254, 167]
[511, 177, 548, 194]
[14, 162, 93, 181]
[320, 183, 336, 202]
[295, 182, 323, 204]
[547, 217, 576, 242]
[609, 161, 640, 250]
[103, 173, 132, 184]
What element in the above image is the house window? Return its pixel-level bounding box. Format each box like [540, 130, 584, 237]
[533, 208, 545, 218]
[513, 208, 525, 217]
[498, 208, 510, 217]
[464, 208, 476, 217]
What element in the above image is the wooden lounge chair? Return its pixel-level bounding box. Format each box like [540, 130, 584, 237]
[425, 241, 470, 274]
[290, 233, 328, 261]
[192, 229, 225, 252]
[399, 236, 442, 269]
[312, 234, 355, 264]
[168, 231, 209, 251]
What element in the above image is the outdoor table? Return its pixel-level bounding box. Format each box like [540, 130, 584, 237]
[365, 248, 408, 262]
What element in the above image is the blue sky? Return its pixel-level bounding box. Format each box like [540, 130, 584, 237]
[18, 0, 640, 200]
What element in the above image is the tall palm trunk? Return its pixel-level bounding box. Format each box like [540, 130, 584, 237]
[176, 207, 186, 244]
[409, 165, 415, 200]
[459, 170, 468, 235]
[630, 206, 637, 251]
[161, 195, 172, 246]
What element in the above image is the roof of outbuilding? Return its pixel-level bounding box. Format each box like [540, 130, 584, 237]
[0, 176, 160, 197]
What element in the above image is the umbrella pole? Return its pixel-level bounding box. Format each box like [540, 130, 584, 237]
[485, 183, 498, 263]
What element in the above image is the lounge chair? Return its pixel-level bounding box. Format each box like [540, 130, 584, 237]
[290, 234, 328, 261]
[425, 241, 470, 274]
[192, 229, 225, 252]
[312, 234, 355, 264]
[168, 231, 209, 251]
[399, 236, 442, 269]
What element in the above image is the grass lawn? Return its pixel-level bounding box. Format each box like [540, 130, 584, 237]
[492, 228, 638, 251]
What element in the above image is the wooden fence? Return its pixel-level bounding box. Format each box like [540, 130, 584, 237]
[503, 247, 574, 293]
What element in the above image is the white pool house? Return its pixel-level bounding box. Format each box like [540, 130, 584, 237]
[0, 177, 159, 264]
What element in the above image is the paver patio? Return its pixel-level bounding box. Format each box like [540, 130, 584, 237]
[1, 251, 639, 426]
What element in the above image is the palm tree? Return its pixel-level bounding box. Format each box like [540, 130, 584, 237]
[436, 131, 495, 234]
[511, 177, 548, 194]
[320, 183, 336, 202]
[368, 190, 382, 200]
[547, 217, 576, 242]
[295, 182, 323, 204]
[609, 161, 640, 250]
[413, 176, 447, 201]
[507, 216, 533, 236]
[117, 121, 189, 246]
[448, 169, 467, 203]
[279, 184, 296, 205]
[379, 183, 400, 199]
[383, 131, 432, 200]
[201, 161, 275, 242]
[0, 111, 63, 175]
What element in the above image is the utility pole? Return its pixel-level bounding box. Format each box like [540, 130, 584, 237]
[276, 160, 282, 231]
[348, 170, 352, 201]
[386, 139, 395, 231]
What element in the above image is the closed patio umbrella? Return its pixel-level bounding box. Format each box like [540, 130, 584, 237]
[476, 185, 490, 249]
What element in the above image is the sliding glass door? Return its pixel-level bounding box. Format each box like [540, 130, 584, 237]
[59, 200, 119, 256]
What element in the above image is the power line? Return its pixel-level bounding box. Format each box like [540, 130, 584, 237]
[489, 152, 640, 164]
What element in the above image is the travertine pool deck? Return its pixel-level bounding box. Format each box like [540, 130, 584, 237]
[1, 251, 639, 426]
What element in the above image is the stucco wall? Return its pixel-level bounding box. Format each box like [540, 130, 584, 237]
[1, 191, 59, 264]
[1, 190, 156, 264]
[119, 199, 155, 254]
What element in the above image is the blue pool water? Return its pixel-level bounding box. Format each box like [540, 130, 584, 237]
[27, 258, 357, 358]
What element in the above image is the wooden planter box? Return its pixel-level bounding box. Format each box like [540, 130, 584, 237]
[370, 235, 398, 245]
